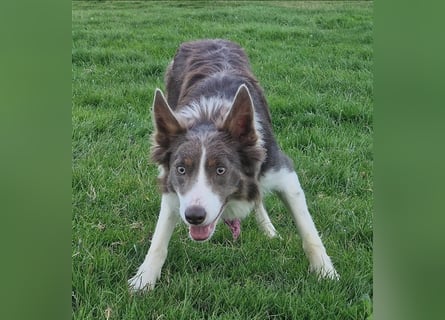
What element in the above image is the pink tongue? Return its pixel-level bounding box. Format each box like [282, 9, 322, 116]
[224, 219, 241, 240]
[189, 223, 215, 241]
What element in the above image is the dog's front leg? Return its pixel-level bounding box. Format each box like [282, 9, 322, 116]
[276, 170, 339, 280]
[128, 193, 179, 292]
[254, 201, 279, 238]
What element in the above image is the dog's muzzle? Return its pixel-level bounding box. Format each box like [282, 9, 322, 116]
[185, 205, 218, 241]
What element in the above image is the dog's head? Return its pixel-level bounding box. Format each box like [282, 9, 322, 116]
[150, 84, 265, 241]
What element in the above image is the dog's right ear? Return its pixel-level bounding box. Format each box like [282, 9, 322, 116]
[152, 89, 184, 148]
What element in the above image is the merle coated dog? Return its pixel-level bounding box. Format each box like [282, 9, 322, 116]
[129, 39, 338, 291]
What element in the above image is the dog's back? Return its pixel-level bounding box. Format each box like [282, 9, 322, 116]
[165, 40, 260, 107]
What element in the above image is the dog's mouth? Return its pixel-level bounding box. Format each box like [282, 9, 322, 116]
[188, 202, 227, 241]
[189, 222, 216, 241]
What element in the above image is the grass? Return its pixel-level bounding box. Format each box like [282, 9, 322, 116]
[72, 1, 373, 319]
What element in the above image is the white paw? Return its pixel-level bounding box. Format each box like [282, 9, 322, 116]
[311, 264, 340, 280]
[267, 229, 283, 240]
[264, 224, 279, 238]
[257, 220, 280, 239]
[309, 254, 340, 280]
[128, 267, 159, 292]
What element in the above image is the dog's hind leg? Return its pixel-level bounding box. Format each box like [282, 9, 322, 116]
[128, 193, 179, 292]
[254, 202, 279, 238]
[263, 169, 339, 280]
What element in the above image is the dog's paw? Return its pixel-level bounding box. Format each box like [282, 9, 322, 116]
[312, 264, 340, 280]
[309, 253, 340, 280]
[128, 268, 158, 292]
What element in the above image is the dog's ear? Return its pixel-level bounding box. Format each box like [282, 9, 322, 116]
[222, 84, 258, 145]
[152, 88, 184, 148]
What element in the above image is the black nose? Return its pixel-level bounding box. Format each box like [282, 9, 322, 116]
[185, 206, 206, 225]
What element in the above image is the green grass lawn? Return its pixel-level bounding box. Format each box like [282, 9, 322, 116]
[72, 1, 373, 319]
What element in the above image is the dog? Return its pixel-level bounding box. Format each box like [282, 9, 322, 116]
[129, 39, 338, 291]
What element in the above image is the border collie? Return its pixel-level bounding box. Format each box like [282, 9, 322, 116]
[129, 39, 338, 291]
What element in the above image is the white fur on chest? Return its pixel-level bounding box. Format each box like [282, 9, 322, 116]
[260, 168, 298, 194]
[222, 200, 255, 220]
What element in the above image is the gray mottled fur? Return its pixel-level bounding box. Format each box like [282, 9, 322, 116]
[162, 39, 293, 175]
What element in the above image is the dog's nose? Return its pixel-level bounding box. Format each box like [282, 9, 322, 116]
[185, 205, 206, 225]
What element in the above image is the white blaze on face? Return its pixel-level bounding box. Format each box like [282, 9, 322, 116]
[178, 146, 224, 240]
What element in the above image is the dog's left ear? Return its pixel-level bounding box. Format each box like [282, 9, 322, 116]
[222, 84, 258, 145]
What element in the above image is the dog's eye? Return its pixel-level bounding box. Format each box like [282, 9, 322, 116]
[216, 167, 226, 175]
[176, 166, 186, 175]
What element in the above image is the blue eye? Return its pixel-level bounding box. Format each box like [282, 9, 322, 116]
[177, 166, 186, 175]
[216, 167, 226, 175]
